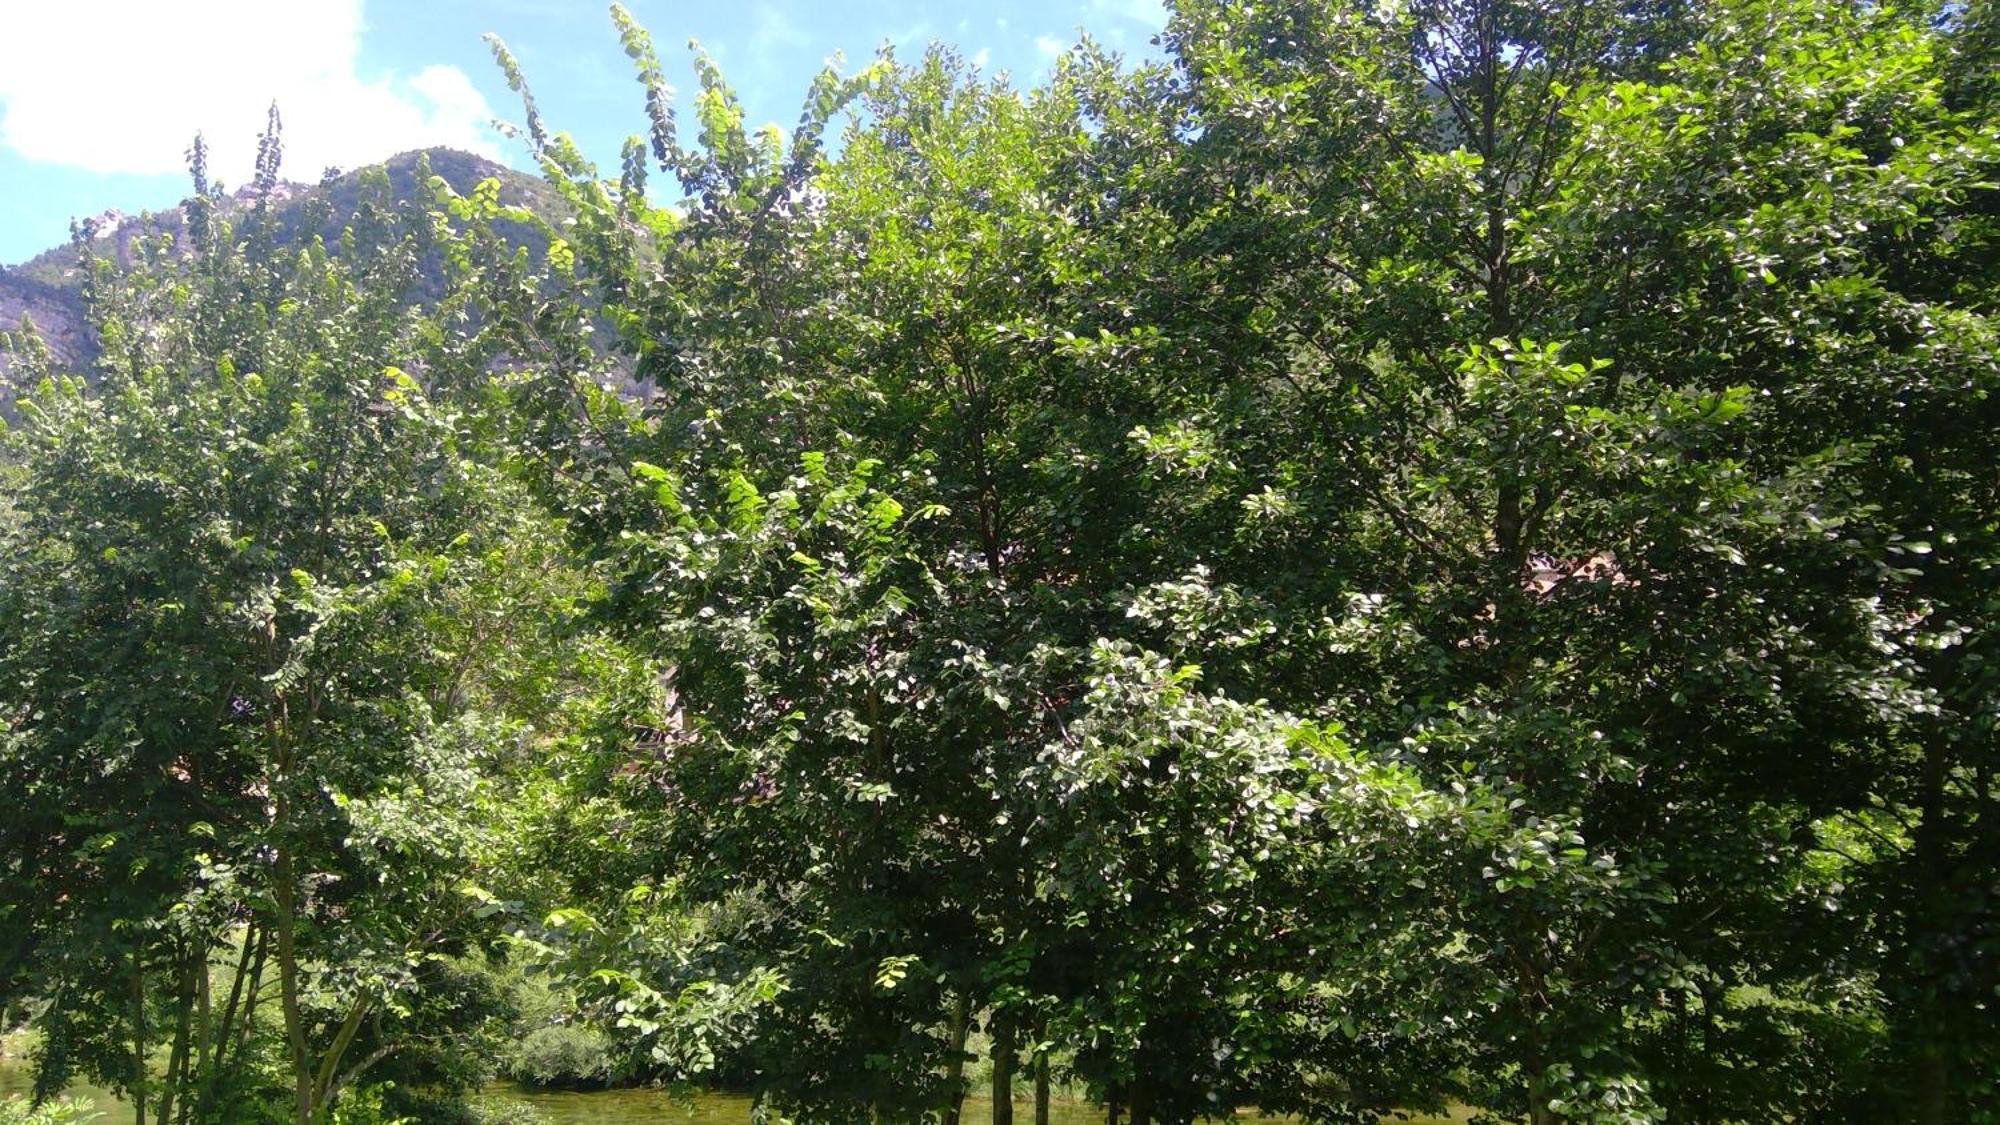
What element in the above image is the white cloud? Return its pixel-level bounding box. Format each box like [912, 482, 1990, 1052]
[1035, 34, 1067, 58]
[751, 6, 809, 55]
[971, 47, 993, 69]
[0, 0, 499, 182]
[1091, 0, 1168, 28]
[890, 21, 934, 49]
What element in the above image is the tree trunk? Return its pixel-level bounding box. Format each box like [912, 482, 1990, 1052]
[201, 924, 263, 1121]
[942, 992, 972, 1125]
[1910, 719, 1959, 1125]
[1034, 1043, 1051, 1125]
[1527, 1060, 1559, 1125]
[991, 1010, 1015, 1125]
[184, 934, 211, 1125]
[322, 1043, 401, 1114]
[130, 951, 149, 1125]
[1914, 1046, 1948, 1125]
[271, 836, 313, 1125]
[310, 995, 373, 1116]
[158, 943, 197, 1125]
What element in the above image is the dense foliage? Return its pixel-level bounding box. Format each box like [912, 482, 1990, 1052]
[2, 0, 1995, 1122]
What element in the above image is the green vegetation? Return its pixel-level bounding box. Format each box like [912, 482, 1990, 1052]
[0, 147, 563, 400]
[503, 1027, 617, 1091]
[2, 0, 1996, 1122]
[0, 1097, 103, 1125]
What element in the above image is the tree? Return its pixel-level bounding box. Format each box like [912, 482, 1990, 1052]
[1139, 0, 1999, 1118]
[7, 3, 1984, 1122]
[0, 117, 615, 1124]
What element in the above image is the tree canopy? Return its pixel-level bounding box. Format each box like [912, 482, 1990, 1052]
[2, 1, 1996, 1122]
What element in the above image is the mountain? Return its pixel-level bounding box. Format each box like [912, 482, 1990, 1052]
[0, 147, 558, 388]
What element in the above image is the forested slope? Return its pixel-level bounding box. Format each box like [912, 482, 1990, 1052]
[0, 145, 557, 393]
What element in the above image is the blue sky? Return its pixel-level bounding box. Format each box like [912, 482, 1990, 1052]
[0, 0, 1168, 265]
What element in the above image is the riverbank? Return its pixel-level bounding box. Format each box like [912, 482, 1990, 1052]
[5, 1056, 1467, 1124]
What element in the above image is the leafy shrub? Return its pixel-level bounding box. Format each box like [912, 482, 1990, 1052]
[365, 1086, 545, 1125]
[465, 1099, 548, 1125]
[0, 1097, 103, 1125]
[328, 1084, 410, 1125]
[504, 1025, 615, 1089]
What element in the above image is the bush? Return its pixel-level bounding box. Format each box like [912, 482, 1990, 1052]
[465, 1099, 548, 1125]
[504, 1024, 615, 1089]
[361, 1086, 547, 1125]
[328, 1084, 408, 1125]
[0, 1097, 103, 1125]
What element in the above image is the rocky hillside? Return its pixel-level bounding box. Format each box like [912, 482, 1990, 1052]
[0, 147, 558, 387]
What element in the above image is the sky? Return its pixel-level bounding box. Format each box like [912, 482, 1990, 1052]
[0, 0, 1169, 265]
